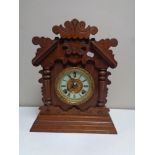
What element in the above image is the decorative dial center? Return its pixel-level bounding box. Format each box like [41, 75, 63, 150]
[67, 79, 83, 93]
[55, 67, 94, 105]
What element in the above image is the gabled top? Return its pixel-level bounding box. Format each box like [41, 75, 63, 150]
[52, 19, 98, 39]
[32, 19, 118, 68]
[91, 39, 118, 68]
[32, 37, 58, 66]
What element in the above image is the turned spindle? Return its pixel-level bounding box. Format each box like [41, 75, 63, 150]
[98, 69, 108, 106]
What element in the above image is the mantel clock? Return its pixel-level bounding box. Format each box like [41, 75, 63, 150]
[30, 19, 118, 134]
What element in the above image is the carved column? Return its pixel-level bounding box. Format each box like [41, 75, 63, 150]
[97, 69, 108, 106]
[42, 68, 51, 105]
[38, 70, 44, 103]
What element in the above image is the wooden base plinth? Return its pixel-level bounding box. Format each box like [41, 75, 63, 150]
[30, 107, 117, 134]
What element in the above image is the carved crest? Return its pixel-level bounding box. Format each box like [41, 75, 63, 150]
[52, 19, 98, 39]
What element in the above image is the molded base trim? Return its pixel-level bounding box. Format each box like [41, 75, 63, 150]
[30, 108, 117, 134]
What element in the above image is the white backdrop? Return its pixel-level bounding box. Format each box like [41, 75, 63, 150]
[19, 0, 135, 109]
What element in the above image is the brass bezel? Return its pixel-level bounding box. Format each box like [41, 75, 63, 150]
[55, 67, 94, 105]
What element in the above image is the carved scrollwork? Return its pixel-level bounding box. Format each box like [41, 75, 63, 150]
[91, 39, 118, 68]
[106, 71, 111, 85]
[52, 19, 98, 39]
[96, 39, 118, 51]
[32, 37, 58, 66]
[32, 37, 53, 57]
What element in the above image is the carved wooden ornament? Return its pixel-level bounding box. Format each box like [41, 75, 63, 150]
[30, 19, 118, 134]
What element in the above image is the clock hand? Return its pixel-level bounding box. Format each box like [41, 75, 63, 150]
[68, 74, 74, 80]
[73, 71, 76, 78]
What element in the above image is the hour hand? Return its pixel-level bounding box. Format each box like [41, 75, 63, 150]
[68, 74, 74, 80]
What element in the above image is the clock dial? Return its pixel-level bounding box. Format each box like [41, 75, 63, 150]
[55, 67, 94, 105]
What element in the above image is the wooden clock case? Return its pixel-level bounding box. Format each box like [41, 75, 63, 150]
[30, 19, 118, 134]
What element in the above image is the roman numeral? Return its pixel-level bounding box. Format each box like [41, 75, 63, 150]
[82, 79, 87, 82]
[84, 85, 88, 87]
[79, 94, 82, 97]
[73, 71, 76, 78]
[81, 90, 86, 94]
[67, 92, 70, 97]
[63, 89, 68, 94]
[61, 85, 66, 87]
